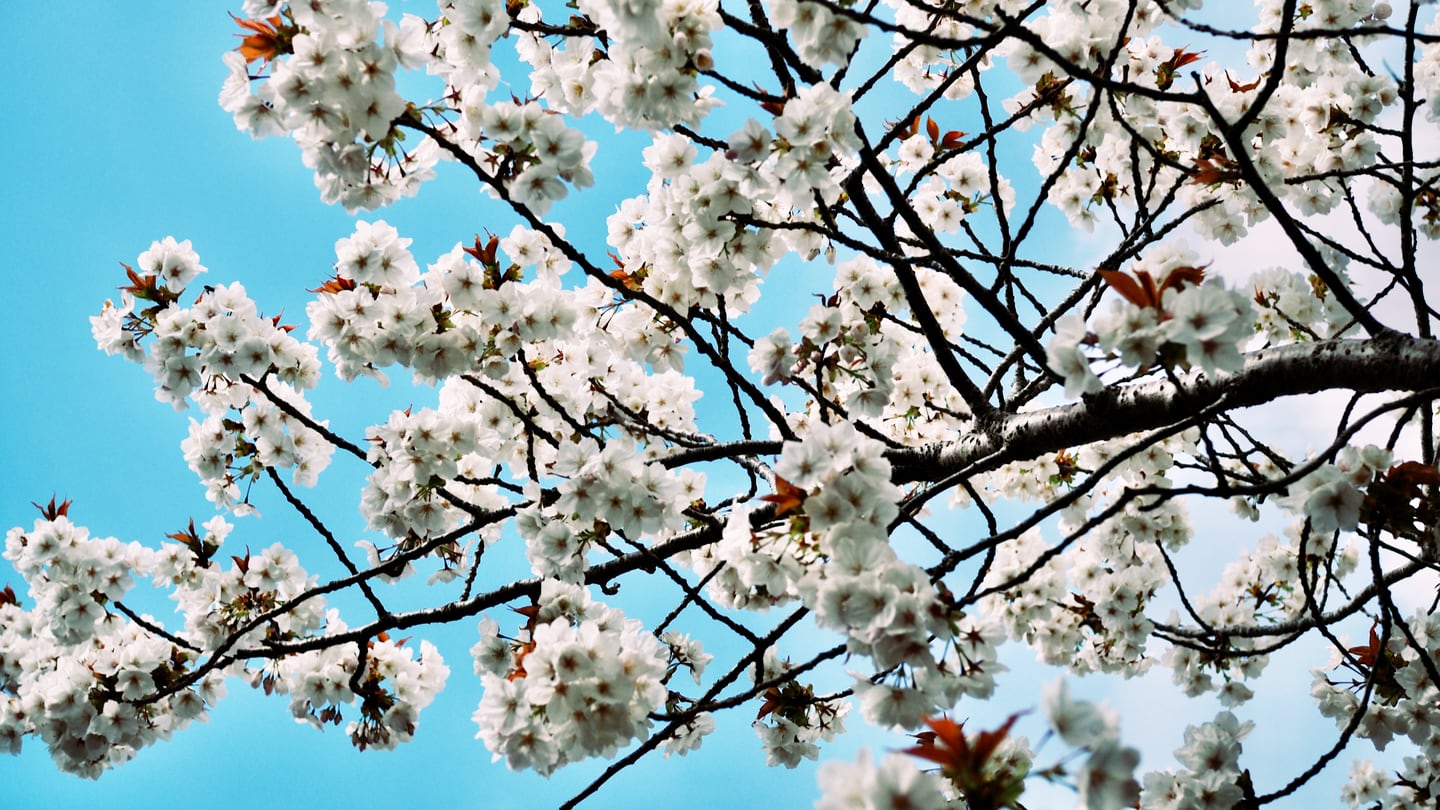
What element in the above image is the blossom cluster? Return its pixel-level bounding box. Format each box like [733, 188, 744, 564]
[451, 98, 598, 216]
[0, 504, 456, 775]
[752, 648, 850, 768]
[470, 581, 699, 773]
[1, 514, 213, 777]
[814, 681, 1139, 810]
[609, 134, 776, 317]
[360, 405, 491, 543]
[273, 613, 449, 751]
[309, 219, 590, 385]
[525, 437, 692, 581]
[1047, 245, 1260, 397]
[748, 255, 973, 430]
[597, 84, 868, 353]
[814, 750, 950, 810]
[1014, 0, 1396, 245]
[698, 422, 998, 737]
[969, 430, 1196, 677]
[1140, 712, 1254, 809]
[1311, 609, 1440, 775]
[1042, 680, 1141, 810]
[222, 0, 439, 211]
[91, 239, 333, 512]
[768, 0, 866, 69]
[93, 240, 321, 408]
[570, 0, 721, 130]
[1278, 444, 1393, 535]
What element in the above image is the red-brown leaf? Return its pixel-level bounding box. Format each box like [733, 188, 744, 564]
[1099, 269, 1151, 309]
[901, 713, 1023, 776]
[1383, 461, 1440, 499]
[307, 274, 357, 295]
[1160, 264, 1207, 294]
[760, 476, 807, 517]
[1191, 157, 1242, 186]
[903, 715, 970, 768]
[756, 687, 783, 720]
[1226, 70, 1262, 93]
[1167, 47, 1204, 70]
[968, 711, 1022, 767]
[463, 233, 500, 265]
[231, 13, 286, 65]
[270, 312, 296, 333]
[1348, 622, 1382, 668]
[32, 495, 73, 521]
[166, 518, 200, 546]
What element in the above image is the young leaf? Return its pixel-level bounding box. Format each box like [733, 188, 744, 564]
[760, 476, 807, 517]
[1160, 265, 1207, 294]
[1191, 156, 1242, 186]
[32, 494, 73, 521]
[1155, 46, 1204, 90]
[230, 13, 289, 66]
[1099, 269, 1152, 309]
[307, 273, 357, 295]
[1226, 70, 1262, 92]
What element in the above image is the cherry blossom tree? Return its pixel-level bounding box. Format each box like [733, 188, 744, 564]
[6, 0, 1440, 807]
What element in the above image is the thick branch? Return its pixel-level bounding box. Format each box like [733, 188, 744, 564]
[891, 337, 1440, 482]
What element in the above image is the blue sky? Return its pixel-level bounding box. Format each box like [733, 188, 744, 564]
[0, 2, 1407, 808]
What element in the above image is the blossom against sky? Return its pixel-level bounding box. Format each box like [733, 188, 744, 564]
[0, 4, 1040, 805]
[0, 3, 832, 807]
[4, 1, 1435, 808]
